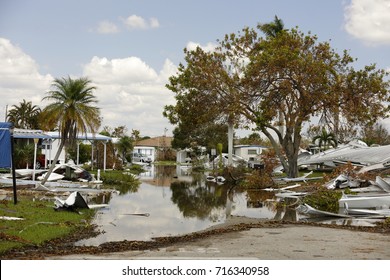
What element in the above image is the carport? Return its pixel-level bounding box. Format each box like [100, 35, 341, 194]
[13, 128, 52, 179]
[5, 128, 112, 172]
[44, 131, 112, 171]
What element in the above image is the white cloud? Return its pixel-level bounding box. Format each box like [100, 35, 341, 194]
[0, 38, 176, 136]
[122, 14, 160, 30]
[158, 58, 178, 82]
[0, 38, 53, 120]
[186, 41, 217, 52]
[97, 20, 120, 34]
[83, 56, 177, 136]
[84, 56, 159, 83]
[344, 0, 390, 45]
[149, 17, 160, 29]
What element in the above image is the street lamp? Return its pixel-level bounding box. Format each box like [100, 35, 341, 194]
[33, 138, 39, 181]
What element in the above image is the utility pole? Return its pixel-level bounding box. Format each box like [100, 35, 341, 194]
[5, 104, 8, 122]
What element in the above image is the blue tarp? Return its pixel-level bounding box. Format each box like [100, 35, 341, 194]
[0, 122, 12, 168]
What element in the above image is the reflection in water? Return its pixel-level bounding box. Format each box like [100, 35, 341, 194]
[77, 182, 228, 246]
[170, 181, 227, 220]
[77, 165, 373, 246]
[274, 206, 299, 222]
[77, 165, 298, 246]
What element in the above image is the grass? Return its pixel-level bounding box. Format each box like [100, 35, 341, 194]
[0, 198, 96, 255]
[154, 161, 177, 165]
[0, 169, 142, 256]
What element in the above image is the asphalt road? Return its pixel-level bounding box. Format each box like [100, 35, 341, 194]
[48, 224, 390, 260]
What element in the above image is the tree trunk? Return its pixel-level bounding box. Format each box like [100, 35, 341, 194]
[260, 127, 289, 172]
[285, 151, 299, 178]
[282, 127, 301, 178]
[227, 120, 234, 166]
[40, 141, 65, 185]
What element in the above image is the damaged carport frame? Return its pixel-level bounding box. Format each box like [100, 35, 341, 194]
[273, 140, 390, 218]
[292, 139, 390, 174]
[54, 191, 109, 211]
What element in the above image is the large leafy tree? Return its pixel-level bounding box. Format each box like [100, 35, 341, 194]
[7, 99, 41, 129]
[361, 123, 390, 146]
[244, 29, 389, 177]
[40, 77, 101, 185]
[164, 38, 247, 164]
[165, 22, 390, 178]
[164, 17, 284, 162]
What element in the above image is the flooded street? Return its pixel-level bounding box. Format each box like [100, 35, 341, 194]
[76, 165, 379, 246]
[77, 165, 276, 246]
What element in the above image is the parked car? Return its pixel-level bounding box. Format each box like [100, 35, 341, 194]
[131, 152, 152, 164]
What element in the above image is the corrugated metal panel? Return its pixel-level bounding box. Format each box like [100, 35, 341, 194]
[300, 142, 390, 166]
[12, 129, 111, 141]
[13, 129, 51, 139]
[45, 131, 112, 141]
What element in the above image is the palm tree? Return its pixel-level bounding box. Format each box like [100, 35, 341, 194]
[258, 15, 285, 38]
[117, 135, 133, 164]
[131, 129, 141, 144]
[7, 99, 41, 129]
[40, 76, 101, 185]
[14, 143, 34, 168]
[312, 128, 338, 152]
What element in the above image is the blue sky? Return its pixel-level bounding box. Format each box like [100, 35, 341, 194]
[1, 0, 390, 137]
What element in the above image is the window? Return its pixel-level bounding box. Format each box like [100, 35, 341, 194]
[248, 149, 257, 155]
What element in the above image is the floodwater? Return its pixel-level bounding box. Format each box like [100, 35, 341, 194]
[76, 165, 378, 246]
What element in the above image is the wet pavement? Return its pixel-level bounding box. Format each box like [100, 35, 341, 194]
[47, 220, 390, 260]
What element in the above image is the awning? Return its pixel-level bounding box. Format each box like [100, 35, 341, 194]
[13, 129, 51, 139]
[45, 131, 112, 141]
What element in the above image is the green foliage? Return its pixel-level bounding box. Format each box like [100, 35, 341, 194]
[0, 198, 95, 254]
[302, 188, 342, 213]
[216, 143, 223, 169]
[258, 15, 285, 38]
[238, 133, 269, 146]
[117, 135, 133, 164]
[41, 77, 101, 137]
[216, 143, 223, 154]
[40, 76, 101, 185]
[382, 217, 390, 228]
[7, 99, 41, 129]
[165, 19, 390, 180]
[128, 164, 146, 173]
[312, 128, 338, 151]
[171, 122, 228, 151]
[67, 143, 91, 164]
[14, 143, 35, 168]
[241, 170, 274, 189]
[361, 122, 390, 146]
[99, 170, 140, 194]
